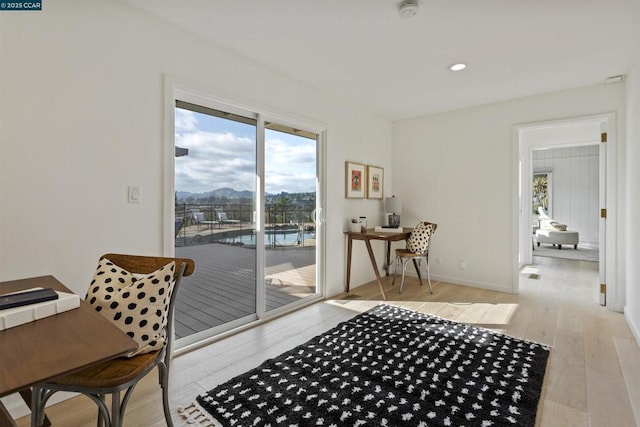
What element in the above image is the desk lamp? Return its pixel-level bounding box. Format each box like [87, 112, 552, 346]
[385, 196, 402, 228]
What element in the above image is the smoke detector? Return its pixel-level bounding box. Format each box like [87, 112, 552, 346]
[398, 0, 419, 18]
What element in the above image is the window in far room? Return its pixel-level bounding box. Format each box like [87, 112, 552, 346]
[532, 172, 552, 217]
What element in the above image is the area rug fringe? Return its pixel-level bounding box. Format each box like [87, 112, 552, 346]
[178, 401, 218, 426]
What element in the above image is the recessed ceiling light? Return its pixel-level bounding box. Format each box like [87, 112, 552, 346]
[449, 63, 467, 71]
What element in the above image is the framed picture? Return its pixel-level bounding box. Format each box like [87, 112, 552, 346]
[345, 161, 366, 198]
[366, 165, 384, 199]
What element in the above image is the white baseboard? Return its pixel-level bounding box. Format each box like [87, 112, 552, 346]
[428, 273, 513, 294]
[624, 308, 640, 346]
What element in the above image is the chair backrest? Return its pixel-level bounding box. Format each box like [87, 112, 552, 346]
[99, 254, 195, 360]
[406, 221, 437, 254]
[216, 210, 229, 221]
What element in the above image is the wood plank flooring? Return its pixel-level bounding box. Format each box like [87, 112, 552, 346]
[174, 244, 316, 338]
[16, 256, 640, 426]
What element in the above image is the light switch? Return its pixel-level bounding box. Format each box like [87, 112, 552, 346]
[128, 186, 140, 204]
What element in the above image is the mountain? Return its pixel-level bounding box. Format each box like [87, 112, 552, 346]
[176, 187, 253, 201]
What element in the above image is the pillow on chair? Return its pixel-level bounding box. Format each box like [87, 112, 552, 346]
[86, 258, 176, 356]
[406, 221, 436, 254]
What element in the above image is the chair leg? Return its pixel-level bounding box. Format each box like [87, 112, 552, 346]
[96, 394, 105, 427]
[399, 258, 411, 293]
[111, 391, 122, 427]
[425, 257, 433, 294]
[80, 393, 110, 427]
[412, 258, 423, 286]
[158, 361, 174, 427]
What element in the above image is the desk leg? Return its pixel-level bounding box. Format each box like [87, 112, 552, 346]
[384, 241, 392, 276]
[345, 236, 353, 293]
[364, 239, 388, 300]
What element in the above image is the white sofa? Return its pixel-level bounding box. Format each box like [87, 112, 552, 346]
[534, 208, 579, 250]
[536, 228, 579, 250]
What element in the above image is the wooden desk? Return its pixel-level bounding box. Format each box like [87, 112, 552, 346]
[345, 228, 412, 300]
[0, 275, 138, 426]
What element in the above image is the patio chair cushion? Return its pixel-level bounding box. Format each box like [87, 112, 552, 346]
[86, 258, 176, 356]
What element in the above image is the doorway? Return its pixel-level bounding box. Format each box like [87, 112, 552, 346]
[514, 113, 618, 309]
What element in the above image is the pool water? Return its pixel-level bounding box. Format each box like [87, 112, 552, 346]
[215, 230, 315, 246]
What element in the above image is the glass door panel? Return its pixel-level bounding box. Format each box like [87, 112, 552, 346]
[264, 125, 318, 312]
[174, 101, 257, 341]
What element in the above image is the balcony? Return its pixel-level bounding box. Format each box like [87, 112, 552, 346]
[174, 203, 317, 339]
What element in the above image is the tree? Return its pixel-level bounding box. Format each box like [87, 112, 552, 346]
[274, 196, 293, 223]
[532, 175, 548, 214]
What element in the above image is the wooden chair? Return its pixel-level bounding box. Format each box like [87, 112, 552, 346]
[31, 253, 195, 427]
[392, 222, 437, 293]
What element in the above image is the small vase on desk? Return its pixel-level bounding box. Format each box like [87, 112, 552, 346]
[349, 222, 361, 233]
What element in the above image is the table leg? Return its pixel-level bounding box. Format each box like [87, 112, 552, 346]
[345, 236, 353, 293]
[0, 401, 17, 427]
[364, 239, 388, 300]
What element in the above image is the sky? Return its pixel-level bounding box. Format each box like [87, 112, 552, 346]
[175, 108, 316, 195]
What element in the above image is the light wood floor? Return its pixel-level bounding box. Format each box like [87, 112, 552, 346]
[16, 257, 640, 426]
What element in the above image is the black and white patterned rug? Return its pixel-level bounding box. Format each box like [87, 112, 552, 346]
[182, 304, 550, 426]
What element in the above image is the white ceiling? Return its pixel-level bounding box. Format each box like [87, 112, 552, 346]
[124, 0, 640, 121]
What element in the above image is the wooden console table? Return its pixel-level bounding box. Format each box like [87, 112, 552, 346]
[345, 228, 412, 300]
[0, 275, 137, 426]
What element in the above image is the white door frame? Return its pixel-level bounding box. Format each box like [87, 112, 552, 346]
[513, 113, 620, 311]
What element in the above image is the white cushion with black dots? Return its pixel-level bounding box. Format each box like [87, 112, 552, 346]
[86, 257, 176, 357]
[406, 221, 436, 254]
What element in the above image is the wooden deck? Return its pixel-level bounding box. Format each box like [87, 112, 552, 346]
[174, 242, 316, 339]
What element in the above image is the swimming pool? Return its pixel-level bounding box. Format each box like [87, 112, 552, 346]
[214, 229, 315, 247]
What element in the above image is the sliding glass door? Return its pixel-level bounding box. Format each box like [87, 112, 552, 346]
[171, 95, 322, 346]
[264, 124, 317, 312]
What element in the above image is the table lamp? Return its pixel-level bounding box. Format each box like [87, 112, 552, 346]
[385, 196, 402, 228]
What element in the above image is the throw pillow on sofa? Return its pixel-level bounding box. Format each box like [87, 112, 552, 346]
[549, 221, 567, 231]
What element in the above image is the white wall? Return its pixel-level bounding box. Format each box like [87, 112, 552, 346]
[533, 145, 599, 243]
[0, 0, 391, 298]
[392, 84, 626, 293]
[625, 57, 640, 341]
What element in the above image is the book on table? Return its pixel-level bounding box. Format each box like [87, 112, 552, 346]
[0, 287, 81, 331]
[374, 226, 403, 233]
[0, 287, 58, 310]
